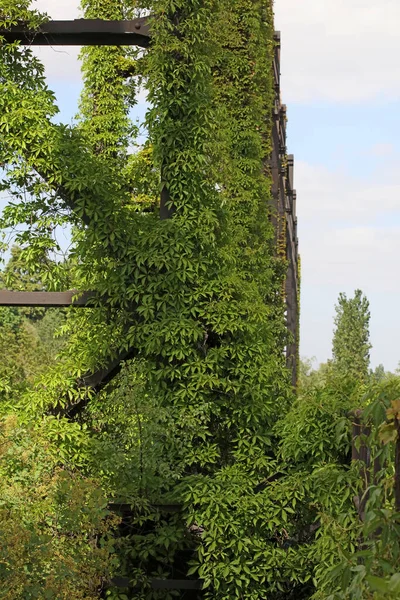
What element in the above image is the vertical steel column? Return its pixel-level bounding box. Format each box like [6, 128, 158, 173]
[269, 33, 299, 387]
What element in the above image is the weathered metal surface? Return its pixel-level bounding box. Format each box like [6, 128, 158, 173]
[109, 503, 182, 514]
[0, 24, 300, 388]
[269, 33, 299, 387]
[111, 577, 203, 590]
[0, 290, 94, 307]
[0, 17, 151, 47]
[82, 348, 136, 392]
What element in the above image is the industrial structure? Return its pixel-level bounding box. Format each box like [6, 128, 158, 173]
[0, 17, 299, 385]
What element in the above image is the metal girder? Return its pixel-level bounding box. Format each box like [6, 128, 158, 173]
[81, 347, 135, 392]
[0, 290, 94, 307]
[0, 19, 280, 51]
[269, 32, 299, 387]
[0, 21, 299, 387]
[111, 577, 202, 590]
[109, 503, 182, 514]
[0, 17, 151, 47]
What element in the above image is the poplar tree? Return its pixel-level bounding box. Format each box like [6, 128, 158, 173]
[332, 289, 371, 382]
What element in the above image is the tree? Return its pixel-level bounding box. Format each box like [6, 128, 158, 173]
[332, 289, 371, 382]
[0, 249, 66, 410]
[0, 415, 119, 600]
[370, 363, 386, 383]
[298, 356, 336, 390]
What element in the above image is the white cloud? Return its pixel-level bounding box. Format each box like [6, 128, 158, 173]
[367, 143, 395, 157]
[33, 0, 81, 20]
[296, 159, 400, 293]
[301, 224, 400, 292]
[274, 0, 400, 102]
[31, 0, 82, 81]
[296, 159, 400, 223]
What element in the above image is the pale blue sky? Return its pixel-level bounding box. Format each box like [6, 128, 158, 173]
[4, 0, 400, 372]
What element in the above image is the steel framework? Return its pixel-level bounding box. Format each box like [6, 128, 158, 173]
[0, 16, 300, 592]
[270, 32, 299, 386]
[0, 19, 299, 384]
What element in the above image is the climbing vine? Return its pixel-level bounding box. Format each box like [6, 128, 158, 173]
[297, 255, 301, 387]
[0, 0, 301, 598]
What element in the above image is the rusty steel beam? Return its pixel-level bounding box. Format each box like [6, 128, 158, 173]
[111, 577, 202, 590]
[109, 503, 182, 514]
[0, 17, 151, 47]
[269, 32, 299, 387]
[0, 290, 94, 307]
[81, 347, 135, 391]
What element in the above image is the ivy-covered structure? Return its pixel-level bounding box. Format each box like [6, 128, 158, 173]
[0, 5, 299, 389]
[0, 1, 301, 597]
[269, 32, 299, 386]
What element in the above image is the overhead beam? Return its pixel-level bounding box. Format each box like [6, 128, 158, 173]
[0, 20, 279, 51]
[109, 503, 182, 514]
[0, 17, 151, 47]
[111, 577, 203, 590]
[0, 290, 94, 307]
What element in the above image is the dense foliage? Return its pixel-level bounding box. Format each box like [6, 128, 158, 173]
[0, 247, 65, 409]
[0, 415, 119, 600]
[332, 290, 371, 383]
[1, 1, 400, 599]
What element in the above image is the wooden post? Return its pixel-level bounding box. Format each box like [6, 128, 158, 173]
[395, 420, 400, 513]
[351, 409, 371, 521]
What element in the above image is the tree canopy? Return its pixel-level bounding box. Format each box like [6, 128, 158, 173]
[332, 290, 371, 383]
[1, 1, 400, 599]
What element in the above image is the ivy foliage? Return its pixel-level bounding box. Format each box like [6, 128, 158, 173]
[3, 2, 400, 599]
[312, 379, 400, 600]
[0, 248, 66, 409]
[0, 414, 119, 600]
[0, 0, 300, 597]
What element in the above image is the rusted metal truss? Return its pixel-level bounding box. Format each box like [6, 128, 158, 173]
[111, 577, 202, 590]
[0, 17, 150, 47]
[0, 20, 299, 388]
[270, 32, 299, 387]
[0, 290, 93, 307]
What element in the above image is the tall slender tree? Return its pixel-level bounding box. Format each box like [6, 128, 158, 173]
[332, 289, 371, 382]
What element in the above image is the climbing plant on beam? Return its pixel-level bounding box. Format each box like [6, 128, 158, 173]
[0, 0, 298, 597]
